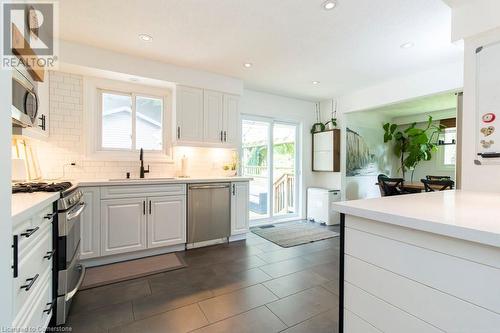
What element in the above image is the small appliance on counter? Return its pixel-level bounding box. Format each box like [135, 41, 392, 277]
[12, 181, 86, 325]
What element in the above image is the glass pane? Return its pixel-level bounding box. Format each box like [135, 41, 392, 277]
[136, 96, 163, 150]
[102, 92, 132, 149]
[273, 123, 297, 216]
[444, 128, 457, 165]
[242, 120, 270, 221]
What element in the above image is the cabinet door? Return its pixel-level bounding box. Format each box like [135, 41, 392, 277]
[176, 86, 204, 142]
[223, 94, 240, 146]
[147, 195, 186, 248]
[231, 182, 249, 235]
[80, 187, 100, 259]
[203, 90, 224, 143]
[101, 198, 147, 256]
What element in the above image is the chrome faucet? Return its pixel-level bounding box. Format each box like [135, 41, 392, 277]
[139, 148, 150, 178]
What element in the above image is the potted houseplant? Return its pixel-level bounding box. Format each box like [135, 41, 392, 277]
[383, 116, 445, 182]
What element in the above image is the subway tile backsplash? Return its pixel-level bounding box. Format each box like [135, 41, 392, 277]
[34, 71, 235, 180]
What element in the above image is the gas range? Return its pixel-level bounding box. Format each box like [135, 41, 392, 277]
[12, 181, 82, 210]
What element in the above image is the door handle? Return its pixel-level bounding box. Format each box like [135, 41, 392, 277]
[43, 249, 55, 260]
[177, 126, 181, 139]
[224, 131, 227, 142]
[143, 201, 146, 215]
[12, 235, 18, 278]
[21, 226, 39, 238]
[43, 300, 55, 315]
[232, 184, 236, 195]
[44, 212, 57, 220]
[20, 273, 39, 291]
[149, 200, 152, 215]
[220, 130, 223, 142]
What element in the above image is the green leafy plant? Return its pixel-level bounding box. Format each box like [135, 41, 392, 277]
[383, 116, 445, 181]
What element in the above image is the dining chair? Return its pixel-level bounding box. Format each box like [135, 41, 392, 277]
[421, 179, 455, 192]
[378, 174, 406, 196]
[426, 175, 452, 181]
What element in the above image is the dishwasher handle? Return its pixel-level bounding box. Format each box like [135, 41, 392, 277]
[189, 184, 230, 190]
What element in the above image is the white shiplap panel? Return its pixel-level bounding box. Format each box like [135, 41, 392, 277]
[344, 309, 383, 333]
[345, 282, 443, 333]
[346, 215, 500, 269]
[346, 255, 500, 332]
[345, 227, 500, 314]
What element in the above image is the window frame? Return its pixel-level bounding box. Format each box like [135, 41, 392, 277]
[84, 77, 173, 162]
[436, 127, 457, 170]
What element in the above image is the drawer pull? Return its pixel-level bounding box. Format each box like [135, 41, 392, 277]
[43, 249, 55, 260]
[20, 226, 39, 238]
[20, 273, 39, 291]
[44, 212, 57, 220]
[43, 300, 55, 315]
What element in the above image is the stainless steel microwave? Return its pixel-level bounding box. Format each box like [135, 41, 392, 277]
[11, 66, 38, 128]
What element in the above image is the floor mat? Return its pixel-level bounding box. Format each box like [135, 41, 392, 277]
[251, 220, 339, 248]
[81, 253, 186, 290]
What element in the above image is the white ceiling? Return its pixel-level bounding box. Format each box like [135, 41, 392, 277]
[59, 0, 463, 101]
[365, 92, 457, 118]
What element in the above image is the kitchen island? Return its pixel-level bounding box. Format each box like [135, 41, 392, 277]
[332, 190, 500, 333]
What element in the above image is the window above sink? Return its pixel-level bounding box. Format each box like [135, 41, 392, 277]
[83, 77, 174, 162]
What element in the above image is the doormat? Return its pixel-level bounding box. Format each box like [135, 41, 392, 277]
[251, 220, 339, 248]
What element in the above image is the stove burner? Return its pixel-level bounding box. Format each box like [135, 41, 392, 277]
[12, 182, 73, 194]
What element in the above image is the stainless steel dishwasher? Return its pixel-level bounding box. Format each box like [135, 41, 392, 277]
[187, 183, 231, 247]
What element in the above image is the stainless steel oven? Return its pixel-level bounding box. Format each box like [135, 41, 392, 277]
[55, 187, 86, 325]
[11, 65, 38, 128]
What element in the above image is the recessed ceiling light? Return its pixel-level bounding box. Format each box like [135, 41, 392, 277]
[400, 42, 415, 49]
[322, 0, 336, 10]
[243, 62, 253, 68]
[312, 81, 320, 85]
[139, 34, 153, 42]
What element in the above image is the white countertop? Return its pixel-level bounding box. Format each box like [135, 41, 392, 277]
[75, 176, 252, 187]
[12, 192, 59, 223]
[332, 190, 500, 248]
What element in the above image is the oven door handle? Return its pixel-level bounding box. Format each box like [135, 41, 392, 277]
[67, 202, 86, 221]
[65, 264, 86, 301]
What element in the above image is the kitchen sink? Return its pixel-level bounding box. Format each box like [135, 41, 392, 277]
[108, 177, 176, 181]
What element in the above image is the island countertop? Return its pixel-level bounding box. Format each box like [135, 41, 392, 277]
[332, 190, 500, 248]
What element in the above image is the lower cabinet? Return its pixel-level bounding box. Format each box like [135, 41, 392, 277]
[148, 195, 186, 248]
[80, 187, 101, 259]
[231, 182, 249, 235]
[99, 194, 187, 257]
[101, 198, 148, 256]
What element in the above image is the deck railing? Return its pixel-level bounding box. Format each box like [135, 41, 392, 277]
[273, 172, 294, 214]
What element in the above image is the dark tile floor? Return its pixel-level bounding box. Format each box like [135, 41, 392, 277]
[66, 227, 340, 333]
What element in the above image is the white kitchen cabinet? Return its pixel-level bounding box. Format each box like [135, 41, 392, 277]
[175, 86, 240, 147]
[80, 187, 100, 259]
[147, 195, 186, 248]
[223, 94, 240, 147]
[176, 86, 204, 143]
[101, 198, 147, 256]
[203, 90, 224, 143]
[231, 182, 249, 235]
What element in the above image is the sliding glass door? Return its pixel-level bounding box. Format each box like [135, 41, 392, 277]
[241, 116, 299, 225]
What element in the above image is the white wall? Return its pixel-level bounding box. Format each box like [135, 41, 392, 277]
[59, 40, 243, 95]
[240, 89, 316, 219]
[447, 0, 500, 41]
[0, 70, 13, 327]
[34, 71, 235, 180]
[461, 27, 500, 192]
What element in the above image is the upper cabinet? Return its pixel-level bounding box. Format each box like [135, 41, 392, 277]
[176, 86, 204, 143]
[203, 90, 224, 143]
[176, 86, 240, 148]
[312, 129, 340, 172]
